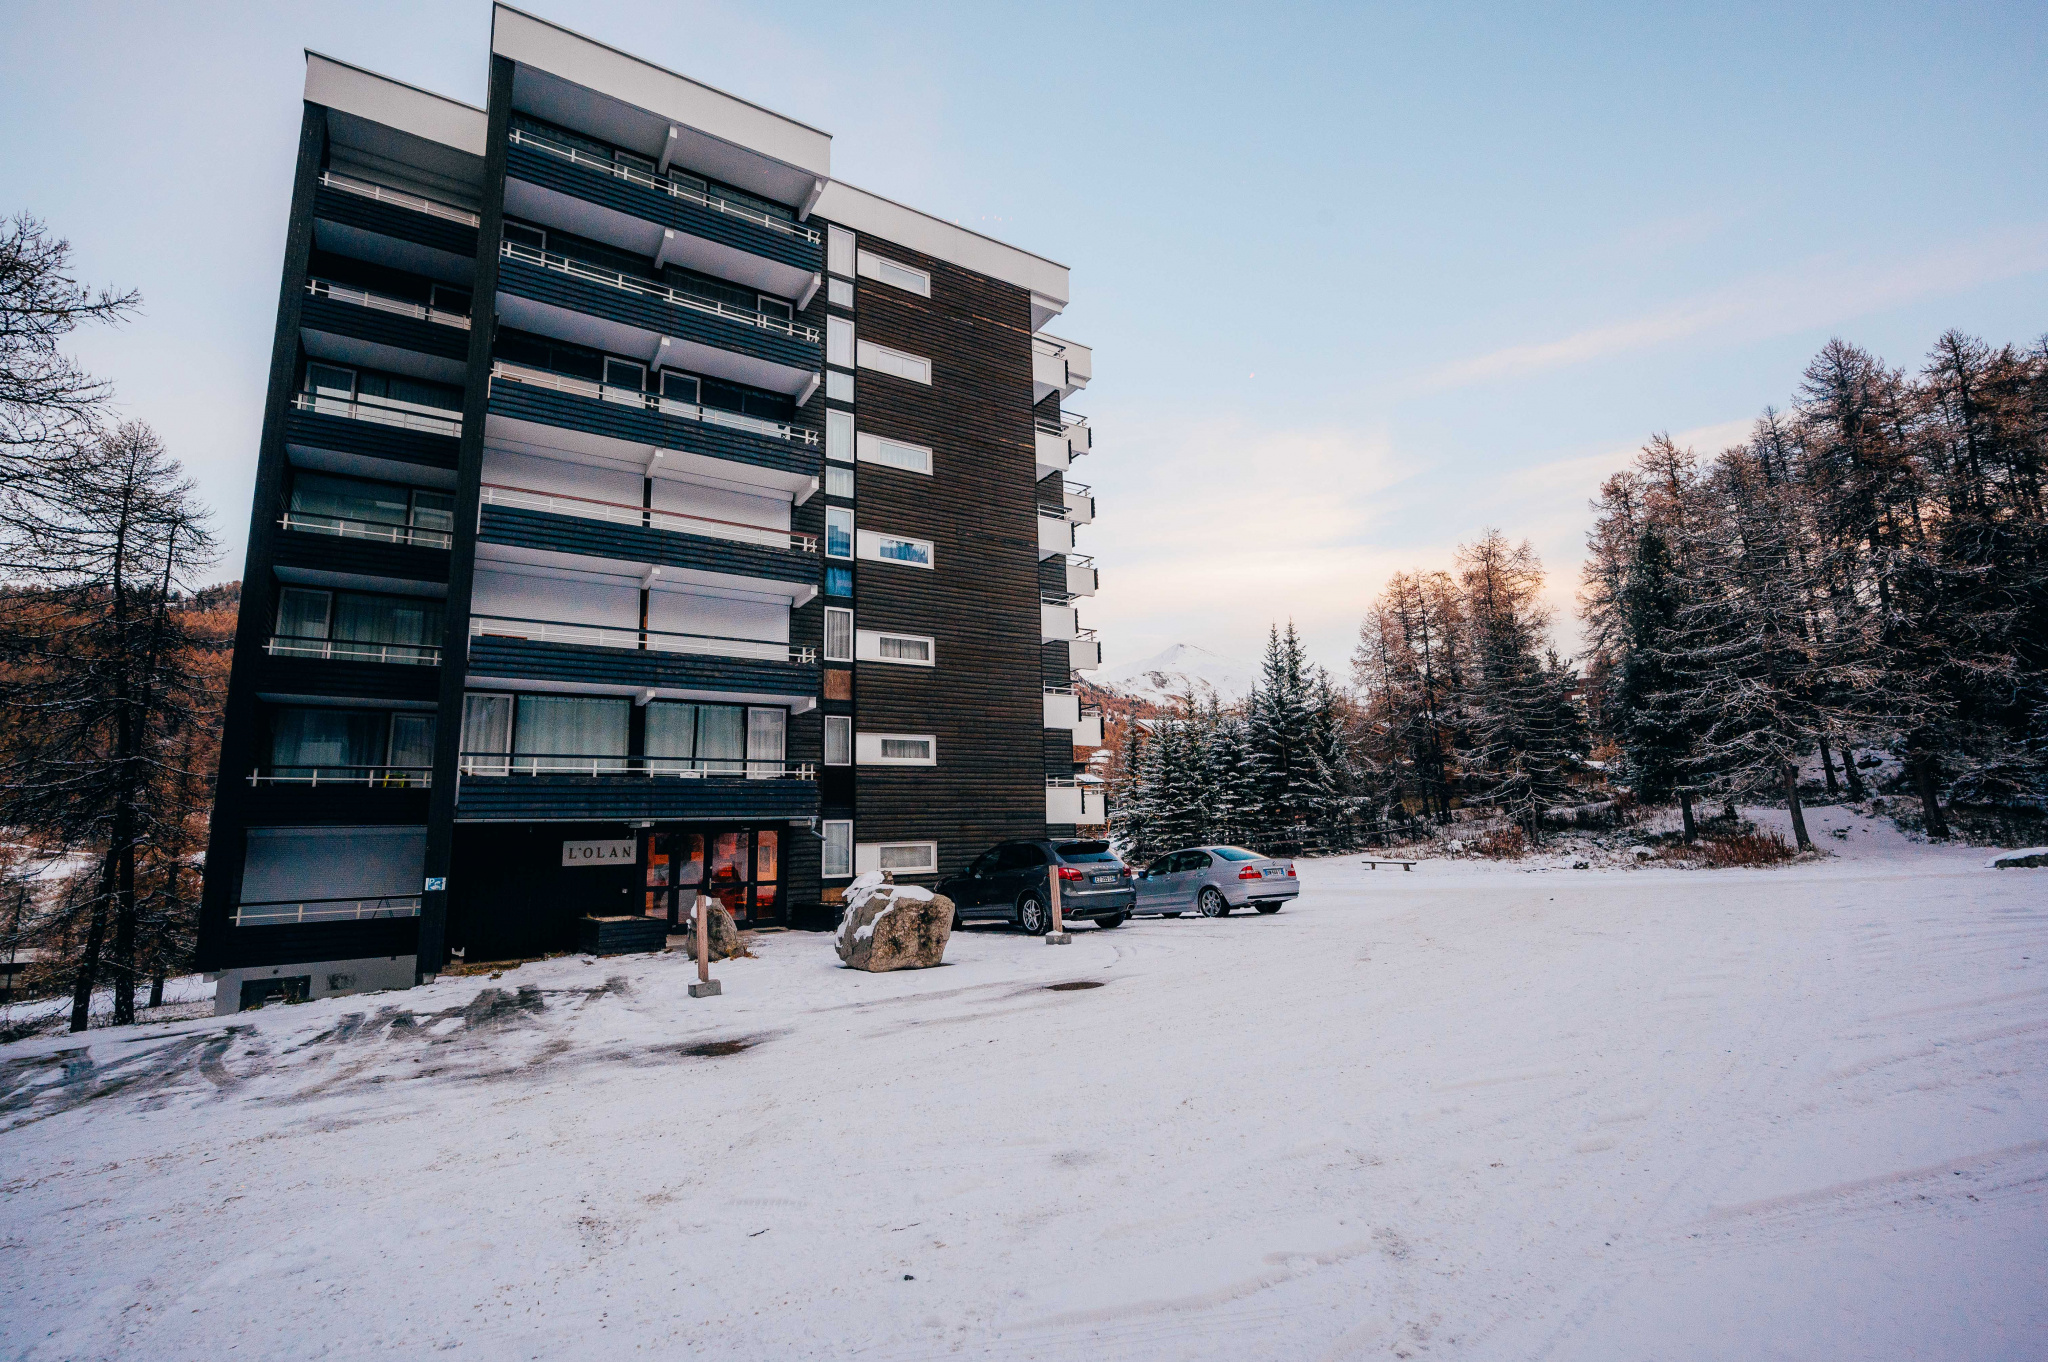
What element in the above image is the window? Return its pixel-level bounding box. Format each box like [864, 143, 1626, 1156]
[827, 226, 855, 279]
[856, 732, 936, 766]
[856, 629, 935, 667]
[1212, 847, 1261, 861]
[271, 588, 441, 663]
[305, 362, 355, 398]
[823, 607, 854, 662]
[997, 843, 1047, 870]
[462, 693, 513, 770]
[856, 340, 932, 385]
[604, 357, 646, 392]
[515, 695, 629, 773]
[387, 714, 435, 769]
[825, 466, 854, 499]
[660, 371, 700, 404]
[827, 278, 854, 309]
[822, 820, 853, 879]
[825, 565, 852, 597]
[501, 221, 546, 250]
[1055, 841, 1118, 863]
[824, 716, 852, 767]
[857, 250, 931, 297]
[825, 507, 854, 559]
[855, 432, 933, 476]
[747, 707, 786, 778]
[825, 408, 854, 463]
[856, 841, 938, 876]
[826, 316, 855, 369]
[856, 529, 934, 569]
[826, 371, 854, 403]
[756, 295, 793, 322]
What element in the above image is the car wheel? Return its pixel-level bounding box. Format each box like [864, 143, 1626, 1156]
[1198, 887, 1229, 918]
[1160, 911, 1183, 918]
[1017, 894, 1050, 935]
[1095, 913, 1125, 929]
[1255, 903, 1283, 914]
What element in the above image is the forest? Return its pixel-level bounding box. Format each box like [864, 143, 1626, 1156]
[1106, 329, 2048, 861]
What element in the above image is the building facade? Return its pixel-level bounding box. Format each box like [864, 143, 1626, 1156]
[197, 5, 1103, 1011]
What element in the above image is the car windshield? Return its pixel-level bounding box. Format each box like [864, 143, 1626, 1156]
[1211, 847, 1262, 861]
[1055, 841, 1119, 864]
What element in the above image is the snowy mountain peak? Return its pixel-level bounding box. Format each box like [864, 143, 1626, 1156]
[1097, 642, 1256, 706]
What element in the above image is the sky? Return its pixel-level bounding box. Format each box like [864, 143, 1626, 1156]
[3, 0, 2044, 681]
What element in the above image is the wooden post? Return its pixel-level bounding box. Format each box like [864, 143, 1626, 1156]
[1046, 865, 1071, 945]
[689, 892, 720, 997]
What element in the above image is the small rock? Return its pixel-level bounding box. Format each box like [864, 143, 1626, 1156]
[679, 901, 742, 961]
[1572, 861, 1591, 870]
[1626, 845, 1658, 862]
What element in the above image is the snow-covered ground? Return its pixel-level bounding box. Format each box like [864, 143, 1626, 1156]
[3, 813, 2044, 1360]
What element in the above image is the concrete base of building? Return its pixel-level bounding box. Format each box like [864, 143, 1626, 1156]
[212, 955, 418, 1015]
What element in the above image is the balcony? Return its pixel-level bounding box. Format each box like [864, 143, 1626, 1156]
[232, 894, 422, 928]
[1041, 602, 1078, 642]
[1037, 508, 1074, 560]
[313, 172, 479, 280]
[1065, 555, 1098, 597]
[302, 278, 470, 385]
[280, 512, 452, 551]
[495, 242, 820, 396]
[476, 484, 820, 597]
[503, 127, 821, 300]
[1064, 482, 1095, 525]
[486, 363, 819, 498]
[1047, 778, 1107, 827]
[286, 392, 462, 475]
[264, 636, 440, 666]
[456, 754, 819, 823]
[290, 390, 461, 438]
[247, 765, 431, 788]
[466, 615, 819, 704]
[1032, 335, 1092, 404]
[1069, 630, 1102, 670]
[1034, 413, 1090, 479]
[1044, 688, 1105, 748]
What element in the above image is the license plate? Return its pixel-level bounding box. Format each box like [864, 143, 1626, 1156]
[1261, 868, 1279, 877]
[1092, 875, 1118, 885]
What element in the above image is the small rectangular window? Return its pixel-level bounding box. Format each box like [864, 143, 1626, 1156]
[826, 316, 855, 369]
[825, 466, 854, 499]
[856, 340, 931, 385]
[825, 409, 854, 463]
[823, 607, 853, 662]
[854, 432, 933, 476]
[660, 371, 700, 404]
[822, 819, 853, 878]
[857, 250, 931, 297]
[827, 278, 854, 309]
[827, 226, 855, 279]
[856, 529, 933, 569]
[825, 507, 853, 559]
[605, 357, 646, 392]
[856, 629, 935, 667]
[855, 840, 938, 876]
[855, 732, 936, 766]
[825, 565, 852, 597]
[501, 221, 546, 250]
[824, 716, 852, 767]
[756, 296, 793, 322]
[826, 371, 855, 403]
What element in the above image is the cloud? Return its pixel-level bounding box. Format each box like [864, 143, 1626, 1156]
[1416, 224, 2048, 392]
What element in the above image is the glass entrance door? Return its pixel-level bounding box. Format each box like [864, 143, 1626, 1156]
[642, 826, 780, 926]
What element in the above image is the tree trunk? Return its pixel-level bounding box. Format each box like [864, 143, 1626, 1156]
[1723, 799, 1738, 823]
[110, 807, 138, 1025]
[1678, 790, 1697, 842]
[1818, 735, 1840, 797]
[68, 860, 113, 1033]
[1842, 746, 1867, 800]
[148, 970, 164, 1009]
[1914, 753, 1950, 839]
[1783, 763, 1813, 852]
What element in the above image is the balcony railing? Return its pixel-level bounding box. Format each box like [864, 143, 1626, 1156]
[247, 766, 432, 787]
[291, 390, 462, 437]
[264, 635, 441, 666]
[232, 894, 422, 927]
[460, 752, 816, 780]
[319, 171, 480, 227]
[279, 512, 453, 550]
[306, 277, 471, 329]
[489, 361, 818, 446]
[480, 483, 818, 552]
[499, 241, 818, 343]
[507, 127, 821, 245]
[470, 613, 818, 665]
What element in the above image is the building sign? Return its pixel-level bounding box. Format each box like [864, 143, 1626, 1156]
[563, 838, 636, 867]
[423, 877, 446, 892]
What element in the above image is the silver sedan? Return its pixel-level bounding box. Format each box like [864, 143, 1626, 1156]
[1132, 846, 1299, 918]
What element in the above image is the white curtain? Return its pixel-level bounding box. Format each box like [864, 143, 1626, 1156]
[515, 695, 628, 772]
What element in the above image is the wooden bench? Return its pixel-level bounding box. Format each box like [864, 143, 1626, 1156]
[1360, 859, 1417, 871]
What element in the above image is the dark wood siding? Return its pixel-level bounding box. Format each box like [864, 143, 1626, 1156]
[827, 223, 1046, 877]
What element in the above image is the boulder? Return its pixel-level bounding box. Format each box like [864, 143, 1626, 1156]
[1988, 848, 2048, 869]
[835, 875, 953, 972]
[1627, 845, 1659, 862]
[679, 900, 742, 961]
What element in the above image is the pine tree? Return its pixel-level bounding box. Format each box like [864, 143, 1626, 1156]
[1612, 524, 1702, 837]
[1245, 623, 1323, 853]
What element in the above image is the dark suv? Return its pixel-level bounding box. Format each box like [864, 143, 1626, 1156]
[938, 839, 1136, 932]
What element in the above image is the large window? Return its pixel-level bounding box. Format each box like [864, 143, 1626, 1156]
[268, 707, 432, 778]
[272, 588, 442, 665]
[461, 692, 786, 776]
[823, 608, 854, 662]
[287, 472, 452, 545]
[515, 695, 629, 773]
[825, 508, 854, 559]
[645, 701, 785, 775]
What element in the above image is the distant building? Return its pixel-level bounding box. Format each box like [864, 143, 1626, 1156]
[197, 5, 1101, 1011]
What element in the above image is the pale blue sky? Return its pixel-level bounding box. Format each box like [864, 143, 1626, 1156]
[3, 1, 2043, 675]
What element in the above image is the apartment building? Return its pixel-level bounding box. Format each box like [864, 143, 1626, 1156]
[197, 5, 1102, 1011]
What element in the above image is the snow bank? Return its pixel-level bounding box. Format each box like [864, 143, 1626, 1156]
[1987, 847, 2048, 869]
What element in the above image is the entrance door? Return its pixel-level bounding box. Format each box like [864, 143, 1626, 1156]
[642, 830, 705, 926]
[643, 826, 780, 927]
